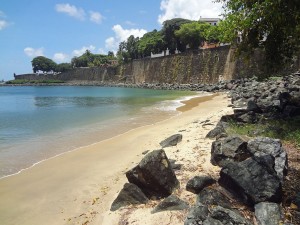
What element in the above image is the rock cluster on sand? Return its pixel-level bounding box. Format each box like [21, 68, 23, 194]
[111, 149, 180, 211]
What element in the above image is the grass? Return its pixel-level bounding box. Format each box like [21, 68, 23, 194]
[6, 79, 64, 84]
[226, 116, 300, 147]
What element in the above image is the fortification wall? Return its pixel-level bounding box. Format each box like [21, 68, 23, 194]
[15, 46, 299, 84]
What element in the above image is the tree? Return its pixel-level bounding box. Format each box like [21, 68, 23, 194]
[126, 35, 140, 60]
[31, 56, 57, 73]
[204, 25, 222, 44]
[161, 18, 192, 53]
[175, 21, 211, 49]
[56, 63, 72, 72]
[138, 29, 164, 57]
[217, 0, 300, 69]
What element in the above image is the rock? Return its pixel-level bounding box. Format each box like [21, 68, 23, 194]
[247, 99, 262, 113]
[186, 176, 216, 194]
[151, 195, 189, 213]
[197, 187, 231, 209]
[219, 157, 282, 206]
[206, 125, 226, 139]
[255, 202, 282, 225]
[293, 192, 300, 209]
[206, 206, 253, 225]
[211, 136, 251, 167]
[247, 137, 288, 181]
[110, 183, 149, 211]
[169, 159, 182, 170]
[184, 203, 209, 225]
[159, 134, 182, 148]
[126, 149, 179, 199]
[142, 150, 149, 155]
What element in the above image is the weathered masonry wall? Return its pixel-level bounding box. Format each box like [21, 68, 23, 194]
[15, 46, 300, 84]
[121, 46, 234, 84]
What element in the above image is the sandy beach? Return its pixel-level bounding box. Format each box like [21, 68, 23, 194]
[0, 93, 232, 225]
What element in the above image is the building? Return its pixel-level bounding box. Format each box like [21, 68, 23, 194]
[199, 17, 220, 26]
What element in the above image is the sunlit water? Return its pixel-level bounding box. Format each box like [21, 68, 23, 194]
[0, 86, 195, 178]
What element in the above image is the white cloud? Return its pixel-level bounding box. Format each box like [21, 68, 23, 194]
[72, 45, 96, 56]
[98, 48, 106, 54]
[105, 24, 147, 51]
[53, 53, 69, 63]
[0, 11, 6, 18]
[55, 3, 85, 20]
[89, 11, 103, 24]
[158, 0, 222, 24]
[0, 20, 9, 30]
[24, 47, 44, 57]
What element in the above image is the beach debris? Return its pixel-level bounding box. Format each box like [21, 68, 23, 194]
[126, 149, 179, 199]
[110, 183, 149, 211]
[151, 195, 189, 214]
[159, 134, 182, 148]
[186, 176, 216, 194]
[254, 202, 282, 225]
[142, 150, 149, 155]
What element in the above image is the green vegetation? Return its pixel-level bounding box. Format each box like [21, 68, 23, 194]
[71, 50, 116, 68]
[217, 0, 300, 69]
[117, 18, 221, 63]
[226, 117, 300, 147]
[30, 50, 116, 74]
[6, 79, 64, 84]
[175, 22, 210, 49]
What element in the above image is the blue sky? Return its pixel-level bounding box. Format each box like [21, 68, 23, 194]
[0, 0, 222, 81]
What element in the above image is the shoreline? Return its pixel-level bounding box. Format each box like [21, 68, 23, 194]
[0, 91, 209, 180]
[0, 93, 232, 225]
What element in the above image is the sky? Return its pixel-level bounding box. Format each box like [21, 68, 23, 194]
[0, 0, 222, 81]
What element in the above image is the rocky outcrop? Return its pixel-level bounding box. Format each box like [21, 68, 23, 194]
[219, 157, 282, 205]
[211, 136, 251, 167]
[126, 149, 179, 199]
[110, 183, 149, 211]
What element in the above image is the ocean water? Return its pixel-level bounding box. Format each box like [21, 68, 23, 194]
[0, 86, 195, 178]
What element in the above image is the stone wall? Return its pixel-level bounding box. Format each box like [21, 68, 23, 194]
[15, 46, 300, 84]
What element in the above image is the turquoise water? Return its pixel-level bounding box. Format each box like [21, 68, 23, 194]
[0, 86, 195, 178]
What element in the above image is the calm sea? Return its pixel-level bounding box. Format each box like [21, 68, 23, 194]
[0, 86, 195, 178]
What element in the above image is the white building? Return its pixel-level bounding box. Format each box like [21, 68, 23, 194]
[199, 18, 220, 26]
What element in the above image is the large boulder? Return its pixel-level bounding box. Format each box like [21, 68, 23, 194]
[211, 136, 251, 167]
[110, 183, 149, 211]
[247, 137, 288, 181]
[219, 157, 282, 206]
[186, 176, 216, 194]
[151, 195, 189, 214]
[126, 149, 179, 199]
[254, 202, 282, 225]
[159, 134, 182, 148]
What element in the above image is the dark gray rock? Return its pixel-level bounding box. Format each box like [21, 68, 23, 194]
[186, 176, 216, 194]
[247, 137, 288, 181]
[211, 136, 251, 167]
[255, 202, 282, 225]
[207, 206, 253, 225]
[247, 99, 262, 113]
[206, 125, 226, 139]
[184, 203, 209, 225]
[197, 187, 231, 209]
[126, 149, 179, 199]
[294, 192, 300, 209]
[110, 183, 149, 211]
[159, 134, 182, 148]
[151, 195, 189, 213]
[219, 157, 282, 206]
